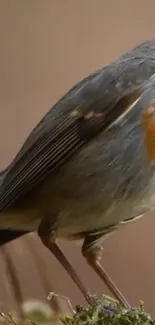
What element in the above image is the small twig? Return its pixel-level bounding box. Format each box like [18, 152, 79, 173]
[0, 312, 20, 325]
[48, 292, 75, 314]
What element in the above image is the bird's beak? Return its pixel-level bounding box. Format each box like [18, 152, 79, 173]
[142, 101, 155, 162]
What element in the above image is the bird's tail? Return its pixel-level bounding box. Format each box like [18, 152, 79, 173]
[0, 168, 29, 246]
[0, 229, 29, 246]
[0, 167, 8, 186]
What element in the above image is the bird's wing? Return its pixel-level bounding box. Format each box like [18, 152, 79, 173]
[0, 40, 155, 214]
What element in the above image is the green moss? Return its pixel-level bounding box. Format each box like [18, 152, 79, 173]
[1, 296, 155, 325]
[59, 296, 155, 325]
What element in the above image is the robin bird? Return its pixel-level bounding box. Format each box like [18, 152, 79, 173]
[1, 40, 155, 309]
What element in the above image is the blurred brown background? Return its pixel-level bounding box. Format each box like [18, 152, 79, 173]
[0, 0, 155, 317]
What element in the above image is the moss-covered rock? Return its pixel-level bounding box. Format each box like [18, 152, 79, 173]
[59, 296, 155, 325]
[1, 296, 155, 325]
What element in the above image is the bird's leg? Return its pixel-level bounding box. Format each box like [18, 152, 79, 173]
[38, 216, 94, 305]
[82, 235, 130, 308]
